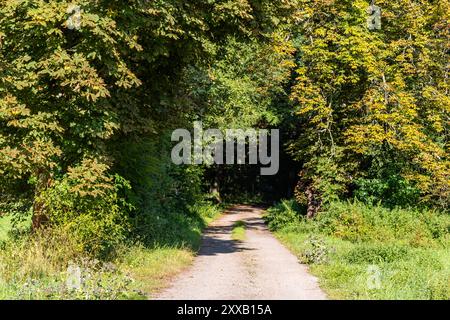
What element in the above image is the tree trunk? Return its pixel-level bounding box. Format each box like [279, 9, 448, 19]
[305, 185, 321, 219]
[31, 169, 51, 230]
[211, 166, 223, 204]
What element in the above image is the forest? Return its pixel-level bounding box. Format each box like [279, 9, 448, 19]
[0, 0, 448, 300]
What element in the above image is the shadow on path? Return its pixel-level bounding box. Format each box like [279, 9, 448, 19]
[197, 222, 254, 256]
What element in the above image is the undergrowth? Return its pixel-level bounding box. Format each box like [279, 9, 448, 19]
[0, 201, 221, 299]
[266, 199, 450, 300]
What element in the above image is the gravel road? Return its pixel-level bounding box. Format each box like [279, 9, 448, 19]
[155, 205, 327, 300]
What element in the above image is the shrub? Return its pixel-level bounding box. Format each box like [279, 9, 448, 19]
[264, 199, 304, 231]
[315, 201, 372, 242]
[354, 175, 420, 208]
[40, 158, 131, 257]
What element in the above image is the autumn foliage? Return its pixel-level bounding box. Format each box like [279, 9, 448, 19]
[0, 0, 448, 253]
[289, 0, 449, 214]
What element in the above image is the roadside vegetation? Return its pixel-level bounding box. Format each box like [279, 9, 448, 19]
[0, 0, 291, 299]
[265, 200, 450, 300]
[0, 0, 448, 300]
[0, 201, 221, 299]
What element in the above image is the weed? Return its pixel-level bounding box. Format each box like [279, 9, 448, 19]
[301, 236, 332, 265]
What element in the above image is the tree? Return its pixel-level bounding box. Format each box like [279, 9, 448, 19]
[288, 0, 449, 214]
[0, 0, 298, 230]
[0, 0, 142, 228]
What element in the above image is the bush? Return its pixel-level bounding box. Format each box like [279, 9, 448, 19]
[114, 136, 212, 248]
[354, 175, 420, 208]
[40, 158, 131, 257]
[315, 201, 372, 242]
[268, 199, 449, 246]
[264, 199, 304, 231]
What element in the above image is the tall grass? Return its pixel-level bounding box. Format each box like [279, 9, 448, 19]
[266, 200, 450, 300]
[0, 201, 221, 299]
[0, 215, 12, 243]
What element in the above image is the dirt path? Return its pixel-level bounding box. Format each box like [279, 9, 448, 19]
[155, 205, 327, 300]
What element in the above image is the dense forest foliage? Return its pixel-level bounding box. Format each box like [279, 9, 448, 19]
[0, 0, 296, 252]
[0, 0, 448, 299]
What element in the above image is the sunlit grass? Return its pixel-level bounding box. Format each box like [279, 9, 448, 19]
[0, 215, 11, 242]
[272, 201, 450, 300]
[0, 202, 223, 299]
[118, 245, 195, 298]
[231, 221, 246, 241]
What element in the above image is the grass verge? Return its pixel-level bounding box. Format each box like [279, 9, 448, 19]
[0, 202, 222, 299]
[121, 204, 222, 298]
[266, 200, 450, 300]
[231, 221, 246, 241]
